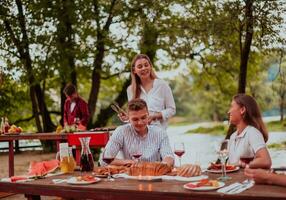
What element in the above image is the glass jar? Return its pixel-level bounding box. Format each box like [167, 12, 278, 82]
[60, 147, 76, 173]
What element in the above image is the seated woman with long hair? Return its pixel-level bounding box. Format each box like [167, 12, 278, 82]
[228, 94, 271, 169]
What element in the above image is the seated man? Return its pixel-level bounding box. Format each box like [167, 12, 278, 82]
[101, 98, 174, 167]
[245, 167, 286, 186]
[100, 98, 200, 177]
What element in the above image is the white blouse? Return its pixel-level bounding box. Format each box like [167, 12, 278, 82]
[127, 79, 176, 130]
[228, 125, 266, 165]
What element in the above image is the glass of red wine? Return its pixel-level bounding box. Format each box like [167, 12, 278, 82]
[102, 150, 115, 181]
[174, 142, 185, 167]
[131, 145, 142, 163]
[240, 156, 254, 166]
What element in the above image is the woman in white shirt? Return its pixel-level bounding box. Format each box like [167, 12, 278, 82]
[228, 94, 271, 169]
[120, 54, 176, 130]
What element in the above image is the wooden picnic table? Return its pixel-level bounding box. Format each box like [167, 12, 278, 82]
[0, 131, 111, 177]
[0, 170, 285, 200]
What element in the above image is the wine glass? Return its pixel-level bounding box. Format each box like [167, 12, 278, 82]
[174, 142, 185, 167]
[131, 146, 142, 163]
[240, 156, 254, 166]
[102, 150, 115, 181]
[217, 139, 231, 181]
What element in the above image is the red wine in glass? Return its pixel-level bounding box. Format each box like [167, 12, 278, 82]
[240, 157, 254, 164]
[103, 157, 115, 164]
[174, 150, 185, 157]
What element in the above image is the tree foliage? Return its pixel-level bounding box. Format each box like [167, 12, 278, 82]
[0, 0, 285, 136]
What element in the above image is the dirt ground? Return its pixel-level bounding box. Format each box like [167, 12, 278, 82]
[0, 151, 60, 200]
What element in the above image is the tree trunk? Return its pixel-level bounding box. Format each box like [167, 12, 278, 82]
[226, 0, 253, 139]
[34, 84, 55, 132]
[139, 22, 159, 63]
[94, 78, 130, 127]
[55, 0, 77, 125]
[60, 82, 67, 126]
[280, 95, 285, 121]
[238, 0, 254, 94]
[88, 42, 104, 128]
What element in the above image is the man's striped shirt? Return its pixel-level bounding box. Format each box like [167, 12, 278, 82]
[101, 124, 174, 165]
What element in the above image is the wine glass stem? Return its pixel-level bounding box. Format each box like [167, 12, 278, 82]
[108, 167, 111, 180]
[179, 157, 181, 167]
[222, 162, 226, 177]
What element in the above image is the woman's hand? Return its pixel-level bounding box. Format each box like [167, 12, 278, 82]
[244, 167, 272, 184]
[177, 164, 202, 177]
[148, 112, 162, 124]
[118, 113, 129, 123]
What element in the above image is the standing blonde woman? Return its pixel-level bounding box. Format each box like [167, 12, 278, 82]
[228, 94, 271, 169]
[120, 54, 176, 130]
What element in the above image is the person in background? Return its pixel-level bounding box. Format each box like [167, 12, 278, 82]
[245, 167, 286, 186]
[227, 93, 271, 169]
[119, 54, 176, 130]
[63, 83, 90, 130]
[102, 98, 200, 177]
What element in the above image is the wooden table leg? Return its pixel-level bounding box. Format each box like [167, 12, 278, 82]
[25, 194, 41, 200]
[8, 140, 14, 177]
[56, 141, 60, 151]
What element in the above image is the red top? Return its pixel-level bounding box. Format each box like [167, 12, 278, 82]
[64, 96, 90, 127]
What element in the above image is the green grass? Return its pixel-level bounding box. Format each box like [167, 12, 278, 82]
[187, 124, 227, 135]
[268, 141, 286, 149]
[266, 120, 286, 132]
[184, 119, 286, 135]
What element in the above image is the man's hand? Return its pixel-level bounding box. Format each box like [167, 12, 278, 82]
[177, 164, 201, 177]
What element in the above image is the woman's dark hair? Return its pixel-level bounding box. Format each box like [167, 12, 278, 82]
[233, 93, 268, 142]
[63, 83, 77, 97]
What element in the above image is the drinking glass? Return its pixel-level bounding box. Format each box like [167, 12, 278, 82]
[102, 150, 115, 181]
[174, 142, 185, 167]
[240, 156, 254, 165]
[131, 145, 142, 163]
[217, 139, 231, 181]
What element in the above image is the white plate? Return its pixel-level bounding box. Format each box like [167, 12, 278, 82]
[207, 166, 239, 174]
[66, 177, 101, 185]
[184, 181, 225, 191]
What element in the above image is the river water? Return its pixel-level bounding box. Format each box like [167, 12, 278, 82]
[167, 123, 286, 168]
[1, 122, 285, 168]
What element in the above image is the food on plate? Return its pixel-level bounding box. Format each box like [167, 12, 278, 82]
[6, 124, 22, 134]
[93, 166, 127, 176]
[76, 175, 96, 182]
[175, 164, 202, 177]
[128, 162, 172, 176]
[28, 159, 59, 176]
[185, 179, 219, 188]
[208, 162, 236, 171]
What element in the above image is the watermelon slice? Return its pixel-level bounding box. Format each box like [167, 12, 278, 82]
[10, 176, 28, 183]
[28, 159, 59, 177]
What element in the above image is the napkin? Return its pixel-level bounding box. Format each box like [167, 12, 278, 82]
[217, 180, 254, 194]
[217, 182, 242, 193]
[229, 180, 254, 194]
